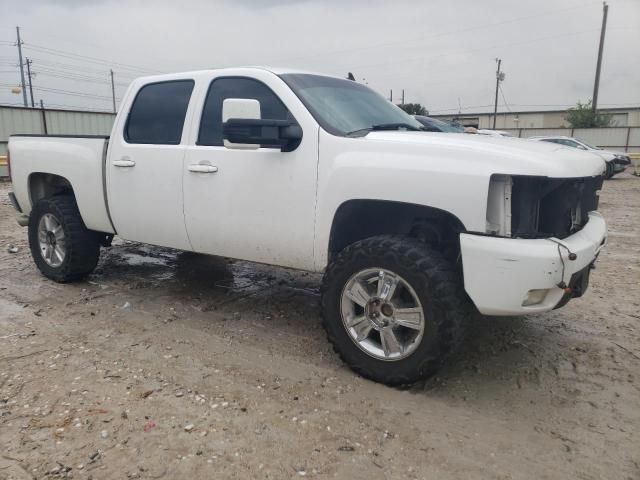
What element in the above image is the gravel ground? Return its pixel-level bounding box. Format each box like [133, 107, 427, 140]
[0, 175, 638, 480]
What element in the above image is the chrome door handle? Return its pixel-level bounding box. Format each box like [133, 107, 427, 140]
[188, 164, 218, 173]
[113, 158, 136, 167]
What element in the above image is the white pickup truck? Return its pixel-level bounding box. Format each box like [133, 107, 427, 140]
[7, 67, 607, 385]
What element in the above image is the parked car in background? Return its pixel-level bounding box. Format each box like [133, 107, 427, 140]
[477, 129, 514, 137]
[414, 115, 465, 133]
[529, 136, 630, 178]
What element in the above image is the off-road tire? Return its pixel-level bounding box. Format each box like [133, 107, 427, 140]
[321, 235, 470, 386]
[28, 195, 100, 282]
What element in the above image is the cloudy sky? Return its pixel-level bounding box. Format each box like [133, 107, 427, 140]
[0, 0, 638, 114]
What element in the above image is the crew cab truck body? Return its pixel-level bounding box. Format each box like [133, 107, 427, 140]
[8, 67, 607, 385]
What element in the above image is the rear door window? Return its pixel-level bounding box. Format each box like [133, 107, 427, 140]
[125, 80, 194, 145]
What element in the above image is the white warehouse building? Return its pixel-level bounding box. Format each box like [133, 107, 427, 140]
[432, 106, 640, 130]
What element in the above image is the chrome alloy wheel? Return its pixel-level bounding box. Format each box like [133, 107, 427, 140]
[37, 213, 66, 267]
[340, 268, 425, 361]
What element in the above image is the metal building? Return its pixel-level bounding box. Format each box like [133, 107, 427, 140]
[433, 106, 640, 130]
[0, 105, 115, 156]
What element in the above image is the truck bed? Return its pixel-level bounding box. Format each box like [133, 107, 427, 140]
[8, 134, 115, 234]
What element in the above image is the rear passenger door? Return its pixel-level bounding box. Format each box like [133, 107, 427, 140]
[107, 80, 195, 250]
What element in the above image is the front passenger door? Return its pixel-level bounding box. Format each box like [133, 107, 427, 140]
[183, 76, 318, 270]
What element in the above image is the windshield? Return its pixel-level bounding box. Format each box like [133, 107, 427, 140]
[575, 139, 599, 150]
[280, 73, 423, 136]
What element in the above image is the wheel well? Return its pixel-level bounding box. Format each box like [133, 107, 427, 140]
[29, 173, 74, 207]
[328, 200, 465, 261]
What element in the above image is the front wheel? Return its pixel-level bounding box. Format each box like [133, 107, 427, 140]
[28, 195, 101, 282]
[605, 162, 614, 179]
[321, 235, 470, 386]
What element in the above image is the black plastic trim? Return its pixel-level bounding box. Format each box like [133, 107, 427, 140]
[8, 192, 22, 213]
[554, 263, 592, 309]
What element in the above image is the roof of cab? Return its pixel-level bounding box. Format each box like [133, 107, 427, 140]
[133, 66, 344, 84]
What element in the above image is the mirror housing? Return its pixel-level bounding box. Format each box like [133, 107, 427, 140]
[222, 98, 302, 152]
[223, 119, 302, 152]
[222, 98, 261, 150]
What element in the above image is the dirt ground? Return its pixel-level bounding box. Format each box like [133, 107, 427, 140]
[0, 175, 638, 480]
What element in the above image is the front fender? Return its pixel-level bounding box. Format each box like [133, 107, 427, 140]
[314, 134, 490, 270]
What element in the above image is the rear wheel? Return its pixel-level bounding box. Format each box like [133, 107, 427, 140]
[28, 195, 100, 282]
[321, 235, 470, 386]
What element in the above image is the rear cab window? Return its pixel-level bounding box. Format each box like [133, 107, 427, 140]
[125, 80, 194, 145]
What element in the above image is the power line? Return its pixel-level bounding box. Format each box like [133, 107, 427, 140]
[0, 82, 114, 100]
[33, 68, 130, 87]
[265, 0, 601, 65]
[33, 86, 113, 100]
[22, 56, 137, 77]
[23, 42, 163, 74]
[348, 28, 600, 72]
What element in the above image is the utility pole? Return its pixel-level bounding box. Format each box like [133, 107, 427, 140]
[390, 89, 393, 103]
[25, 57, 35, 107]
[39, 99, 48, 135]
[492, 58, 504, 129]
[110, 69, 116, 113]
[401, 89, 405, 105]
[592, 1, 608, 113]
[15, 26, 28, 107]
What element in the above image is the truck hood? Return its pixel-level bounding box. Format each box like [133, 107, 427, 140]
[364, 131, 606, 178]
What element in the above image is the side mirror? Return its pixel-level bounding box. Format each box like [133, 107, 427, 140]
[222, 98, 302, 152]
[222, 98, 261, 150]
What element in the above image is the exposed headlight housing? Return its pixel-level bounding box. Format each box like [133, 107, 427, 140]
[487, 175, 602, 240]
[486, 174, 512, 236]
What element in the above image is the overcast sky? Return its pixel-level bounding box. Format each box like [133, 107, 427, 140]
[0, 0, 638, 114]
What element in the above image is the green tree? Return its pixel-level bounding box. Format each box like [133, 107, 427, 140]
[565, 100, 613, 128]
[398, 103, 428, 116]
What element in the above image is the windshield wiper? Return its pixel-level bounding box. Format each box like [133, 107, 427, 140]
[372, 123, 423, 131]
[346, 123, 424, 137]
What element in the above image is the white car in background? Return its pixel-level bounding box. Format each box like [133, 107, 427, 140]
[529, 136, 630, 178]
[477, 129, 514, 138]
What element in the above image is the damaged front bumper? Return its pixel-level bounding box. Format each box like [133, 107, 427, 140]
[459, 211, 607, 316]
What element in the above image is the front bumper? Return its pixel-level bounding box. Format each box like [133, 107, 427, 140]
[460, 211, 607, 316]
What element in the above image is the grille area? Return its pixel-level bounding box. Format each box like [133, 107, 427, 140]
[511, 176, 603, 239]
